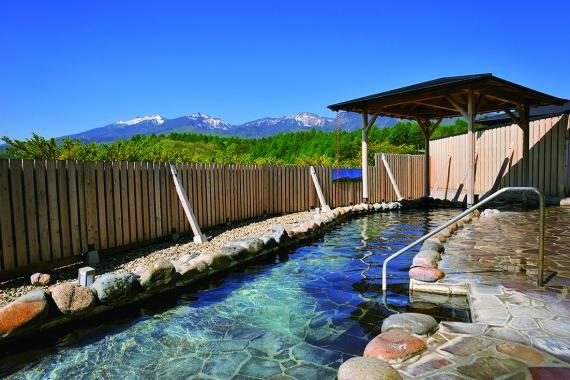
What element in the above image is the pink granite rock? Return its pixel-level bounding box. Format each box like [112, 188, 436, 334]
[30, 273, 51, 286]
[409, 267, 445, 282]
[364, 329, 427, 363]
[412, 255, 438, 268]
[50, 283, 96, 316]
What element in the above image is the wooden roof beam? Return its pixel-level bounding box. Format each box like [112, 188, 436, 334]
[503, 108, 520, 125]
[445, 96, 468, 119]
[412, 100, 458, 113]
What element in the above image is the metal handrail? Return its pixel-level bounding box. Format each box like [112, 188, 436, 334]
[381, 187, 545, 292]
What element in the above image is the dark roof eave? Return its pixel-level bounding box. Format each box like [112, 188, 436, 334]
[327, 74, 568, 116]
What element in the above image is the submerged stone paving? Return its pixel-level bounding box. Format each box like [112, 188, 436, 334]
[340, 205, 570, 379]
[439, 206, 570, 364]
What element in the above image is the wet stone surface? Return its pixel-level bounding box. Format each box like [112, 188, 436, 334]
[0, 209, 468, 379]
[436, 205, 570, 367]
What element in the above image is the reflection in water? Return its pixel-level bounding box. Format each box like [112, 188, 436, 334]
[1, 209, 469, 380]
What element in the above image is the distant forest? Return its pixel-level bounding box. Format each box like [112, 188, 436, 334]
[1, 119, 472, 166]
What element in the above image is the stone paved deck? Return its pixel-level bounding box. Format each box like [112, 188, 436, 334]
[403, 206, 570, 378]
[441, 206, 570, 289]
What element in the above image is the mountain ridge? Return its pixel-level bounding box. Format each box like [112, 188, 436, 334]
[60, 111, 399, 142]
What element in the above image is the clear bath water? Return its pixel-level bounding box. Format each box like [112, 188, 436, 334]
[1, 209, 469, 379]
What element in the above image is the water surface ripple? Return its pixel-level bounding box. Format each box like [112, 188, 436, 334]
[2, 209, 469, 379]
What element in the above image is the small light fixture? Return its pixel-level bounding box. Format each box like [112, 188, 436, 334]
[78, 267, 95, 287]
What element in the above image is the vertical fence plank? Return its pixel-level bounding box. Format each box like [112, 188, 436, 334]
[67, 160, 81, 256]
[55, 160, 71, 257]
[148, 162, 156, 239]
[34, 160, 52, 262]
[112, 162, 124, 246]
[10, 160, 28, 266]
[0, 160, 15, 270]
[47, 160, 62, 258]
[22, 160, 40, 264]
[76, 161, 88, 253]
[103, 162, 115, 249]
[120, 161, 130, 245]
[84, 161, 98, 251]
[153, 163, 162, 237]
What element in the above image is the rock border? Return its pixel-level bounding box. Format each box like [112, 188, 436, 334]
[340, 312, 568, 379]
[0, 197, 460, 345]
[408, 208, 481, 295]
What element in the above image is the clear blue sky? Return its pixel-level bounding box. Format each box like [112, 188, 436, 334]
[1, 0, 569, 139]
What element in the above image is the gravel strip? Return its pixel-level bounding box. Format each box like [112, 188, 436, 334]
[0, 211, 313, 307]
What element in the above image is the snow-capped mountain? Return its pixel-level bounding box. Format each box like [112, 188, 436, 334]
[62, 111, 396, 142]
[115, 115, 165, 126]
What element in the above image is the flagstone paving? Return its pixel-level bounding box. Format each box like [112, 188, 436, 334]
[394, 205, 570, 378]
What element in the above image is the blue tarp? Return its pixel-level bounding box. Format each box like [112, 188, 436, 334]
[332, 169, 362, 182]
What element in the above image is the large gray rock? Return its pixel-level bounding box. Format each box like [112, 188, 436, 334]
[217, 245, 248, 261]
[259, 234, 278, 249]
[0, 290, 49, 337]
[228, 238, 264, 254]
[91, 273, 139, 304]
[388, 202, 400, 210]
[50, 283, 97, 316]
[266, 225, 290, 245]
[139, 259, 177, 291]
[201, 252, 232, 270]
[289, 225, 309, 237]
[381, 313, 438, 337]
[175, 257, 209, 281]
[421, 240, 444, 253]
[338, 357, 401, 380]
[415, 250, 441, 261]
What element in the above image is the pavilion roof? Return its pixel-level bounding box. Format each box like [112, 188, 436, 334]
[328, 74, 568, 120]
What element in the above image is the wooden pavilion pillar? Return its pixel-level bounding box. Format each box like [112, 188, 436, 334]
[505, 104, 531, 191]
[519, 104, 531, 189]
[361, 110, 379, 203]
[418, 118, 441, 198]
[446, 91, 477, 206]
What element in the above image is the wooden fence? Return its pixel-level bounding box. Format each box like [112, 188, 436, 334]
[429, 114, 569, 200]
[0, 154, 424, 275]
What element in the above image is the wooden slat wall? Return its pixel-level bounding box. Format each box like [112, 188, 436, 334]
[429, 115, 569, 199]
[0, 154, 424, 274]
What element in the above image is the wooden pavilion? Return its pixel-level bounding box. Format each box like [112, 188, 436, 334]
[328, 74, 567, 205]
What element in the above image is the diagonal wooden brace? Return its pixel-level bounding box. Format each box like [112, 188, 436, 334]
[170, 164, 207, 244]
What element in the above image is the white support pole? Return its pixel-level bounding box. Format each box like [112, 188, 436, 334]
[170, 164, 207, 244]
[424, 129, 430, 197]
[310, 166, 331, 212]
[467, 90, 476, 206]
[361, 112, 370, 203]
[381, 154, 404, 201]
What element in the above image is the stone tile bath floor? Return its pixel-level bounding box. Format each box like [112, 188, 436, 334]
[409, 205, 570, 378]
[0, 209, 468, 379]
